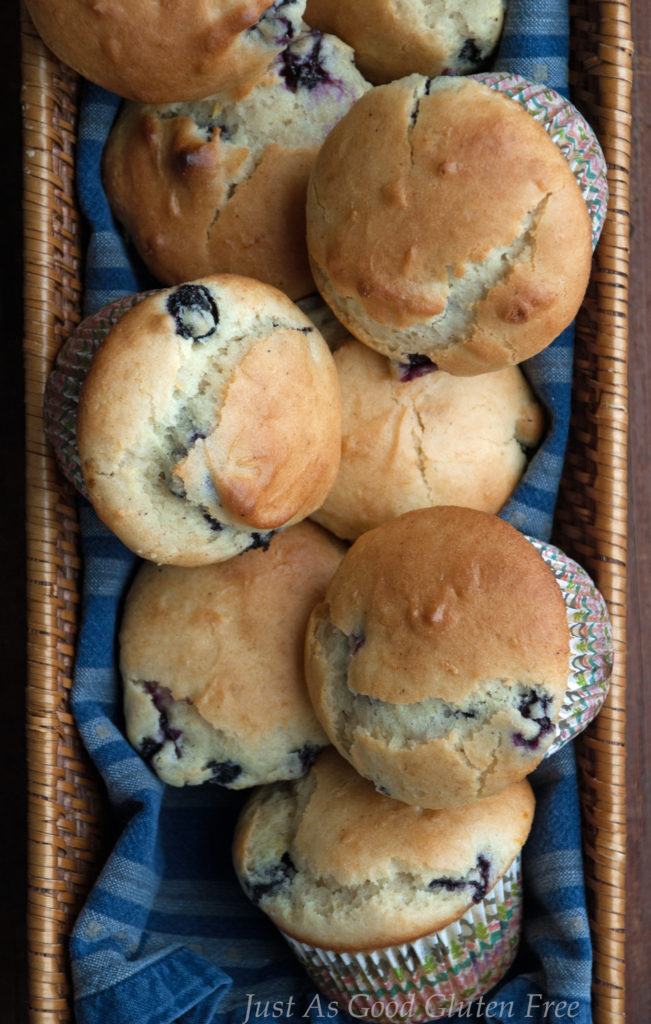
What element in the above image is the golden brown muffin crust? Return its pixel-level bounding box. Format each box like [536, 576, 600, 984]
[306, 76, 592, 374]
[25, 0, 290, 102]
[315, 506, 570, 705]
[120, 521, 345, 735]
[304, 508, 571, 807]
[77, 276, 342, 564]
[311, 339, 544, 539]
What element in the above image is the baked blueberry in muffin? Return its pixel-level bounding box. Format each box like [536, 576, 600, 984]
[397, 353, 438, 381]
[428, 854, 491, 903]
[279, 32, 333, 91]
[166, 284, 219, 341]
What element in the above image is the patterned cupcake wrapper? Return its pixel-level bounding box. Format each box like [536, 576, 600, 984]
[526, 536, 613, 756]
[471, 71, 608, 250]
[282, 855, 523, 1023]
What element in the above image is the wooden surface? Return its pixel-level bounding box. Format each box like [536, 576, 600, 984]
[2, 2, 28, 1021]
[1, 2, 648, 1022]
[625, 1, 651, 1018]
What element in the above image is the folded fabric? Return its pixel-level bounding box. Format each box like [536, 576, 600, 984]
[69, 3, 593, 1022]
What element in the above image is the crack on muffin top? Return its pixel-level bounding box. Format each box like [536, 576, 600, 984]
[406, 78, 433, 166]
[127, 678, 249, 786]
[409, 76, 433, 127]
[314, 619, 559, 761]
[338, 677, 557, 752]
[420, 195, 551, 353]
[111, 312, 304, 539]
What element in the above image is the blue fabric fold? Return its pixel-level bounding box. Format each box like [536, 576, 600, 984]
[68, 3, 594, 1022]
[74, 946, 232, 1024]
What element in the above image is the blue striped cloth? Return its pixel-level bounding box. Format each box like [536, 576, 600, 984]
[69, 3, 594, 1022]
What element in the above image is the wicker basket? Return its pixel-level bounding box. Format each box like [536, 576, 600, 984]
[21, 3, 632, 1022]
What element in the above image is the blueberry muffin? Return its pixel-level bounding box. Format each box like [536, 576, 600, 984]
[233, 749, 534, 1018]
[121, 522, 344, 787]
[103, 29, 369, 299]
[306, 75, 593, 375]
[24, 0, 307, 102]
[233, 749, 534, 947]
[311, 338, 544, 540]
[305, 507, 570, 809]
[304, 0, 505, 84]
[77, 276, 342, 565]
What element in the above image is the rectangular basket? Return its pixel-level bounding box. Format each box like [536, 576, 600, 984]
[21, 3, 632, 1022]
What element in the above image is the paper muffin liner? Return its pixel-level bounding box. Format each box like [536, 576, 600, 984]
[44, 291, 157, 496]
[282, 854, 523, 1023]
[526, 536, 613, 756]
[471, 71, 608, 250]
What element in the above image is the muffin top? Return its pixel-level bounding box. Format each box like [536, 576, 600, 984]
[102, 29, 369, 299]
[306, 75, 593, 374]
[309, 506, 570, 705]
[311, 338, 544, 540]
[305, 507, 571, 807]
[25, 0, 307, 102]
[121, 521, 344, 787]
[77, 276, 342, 565]
[233, 748, 535, 949]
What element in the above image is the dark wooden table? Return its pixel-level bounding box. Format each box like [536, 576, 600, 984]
[1, 3, 648, 1022]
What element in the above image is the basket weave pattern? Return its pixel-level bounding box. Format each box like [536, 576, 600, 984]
[555, 5, 632, 1020]
[21, 3, 632, 1022]
[22, 8, 104, 1020]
